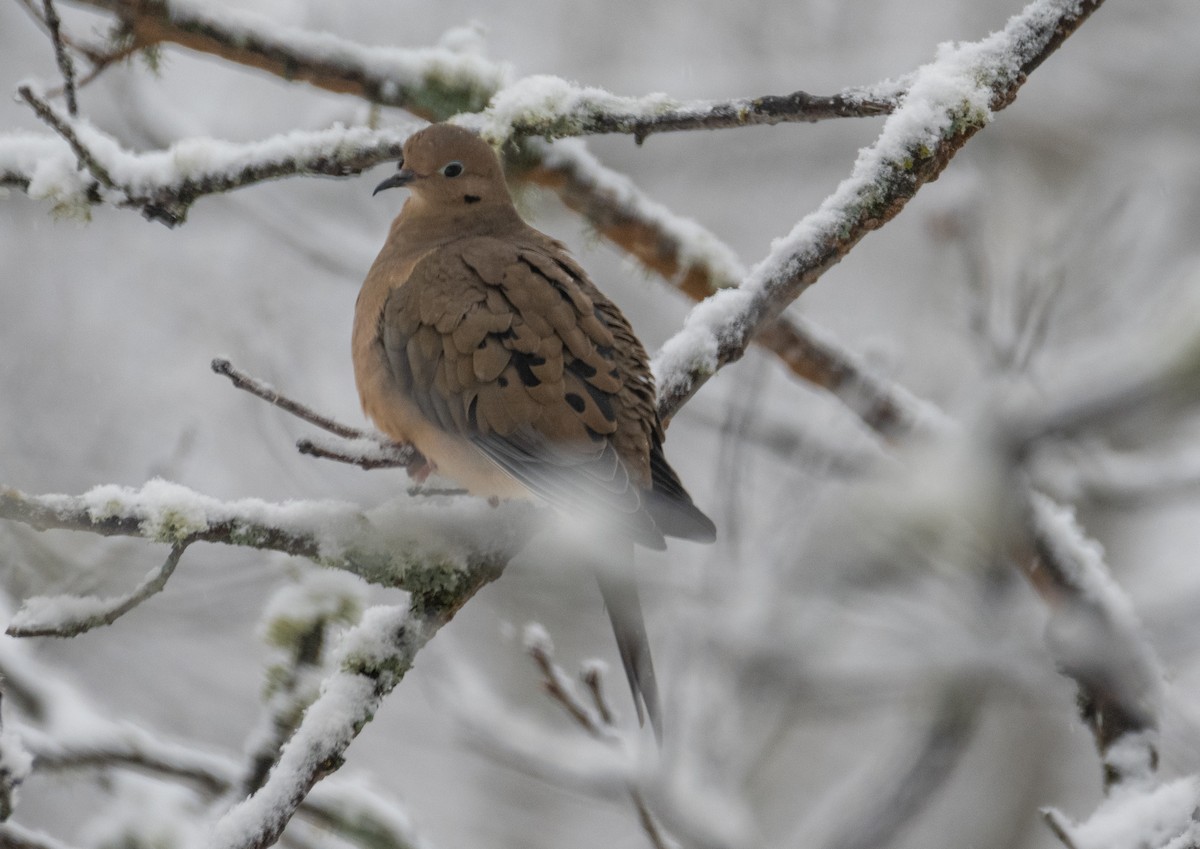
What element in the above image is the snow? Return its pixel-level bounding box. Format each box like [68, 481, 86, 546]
[473, 75, 678, 142]
[159, 0, 511, 101]
[1052, 775, 1199, 849]
[522, 621, 552, 652]
[652, 0, 1086, 401]
[258, 568, 368, 647]
[208, 605, 414, 849]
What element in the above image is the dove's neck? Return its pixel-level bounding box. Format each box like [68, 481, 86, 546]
[390, 194, 527, 254]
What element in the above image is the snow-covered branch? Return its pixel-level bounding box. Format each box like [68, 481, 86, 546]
[523, 139, 946, 437]
[5, 86, 414, 225]
[0, 480, 534, 634]
[209, 605, 425, 849]
[64, 0, 508, 119]
[471, 76, 896, 145]
[651, 0, 1106, 421]
[0, 616, 433, 848]
[1028, 495, 1163, 790]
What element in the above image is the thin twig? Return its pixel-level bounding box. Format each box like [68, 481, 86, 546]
[211, 358, 369, 440]
[6, 542, 189, 638]
[528, 640, 602, 734]
[582, 664, 615, 727]
[529, 639, 677, 849]
[17, 84, 113, 187]
[41, 0, 79, 115]
[211, 358, 427, 472]
[295, 438, 410, 471]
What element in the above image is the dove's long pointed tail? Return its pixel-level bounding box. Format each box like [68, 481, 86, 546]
[595, 542, 662, 743]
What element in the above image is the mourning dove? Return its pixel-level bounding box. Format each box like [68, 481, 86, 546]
[353, 123, 715, 738]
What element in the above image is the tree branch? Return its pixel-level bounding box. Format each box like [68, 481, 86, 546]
[0, 482, 532, 608]
[210, 606, 438, 849]
[39, 0, 79, 116]
[6, 542, 189, 637]
[651, 0, 1106, 423]
[10, 90, 413, 225]
[526, 629, 677, 849]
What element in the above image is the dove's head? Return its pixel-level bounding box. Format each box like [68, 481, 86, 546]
[374, 124, 511, 210]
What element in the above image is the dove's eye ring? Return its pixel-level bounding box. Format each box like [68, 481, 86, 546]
[441, 161, 464, 178]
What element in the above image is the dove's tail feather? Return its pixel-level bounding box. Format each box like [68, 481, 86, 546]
[595, 548, 663, 744]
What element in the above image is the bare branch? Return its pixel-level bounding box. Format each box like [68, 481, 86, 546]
[211, 357, 423, 471]
[40, 0, 79, 115]
[295, 436, 411, 471]
[527, 633, 677, 849]
[212, 358, 370, 441]
[17, 85, 114, 187]
[7, 541, 189, 637]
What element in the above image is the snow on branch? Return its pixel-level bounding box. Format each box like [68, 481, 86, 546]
[651, 0, 1106, 421]
[66, 0, 510, 119]
[208, 605, 423, 849]
[523, 139, 947, 437]
[1029, 494, 1163, 790]
[0, 624, 431, 848]
[470, 75, 896, 145]
[0, 479, 534, 635]
[7, 542, 188, 638]
[61, 0, 898, 141]
[5, 86, 416, 225]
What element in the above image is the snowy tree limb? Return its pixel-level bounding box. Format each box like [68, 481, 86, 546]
[209, 606, 430, 849]
[1, 640, 431, 849]
[64, 0, 507, 119]
[7, 87, 413, 225]
[6, 541, 189, 637]
[520, 141, 944, 438]
[651, 0, 1106, 422]
[0, 481, 533, 627]
[1026, 495, 1162, 790]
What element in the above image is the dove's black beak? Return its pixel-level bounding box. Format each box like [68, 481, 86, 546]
[373, 167, 416, 195]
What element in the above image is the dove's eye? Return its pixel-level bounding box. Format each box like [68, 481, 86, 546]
[441, 161, 464, 178]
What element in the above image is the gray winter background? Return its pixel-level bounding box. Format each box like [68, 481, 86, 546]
[2, 1, 1200, 847]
